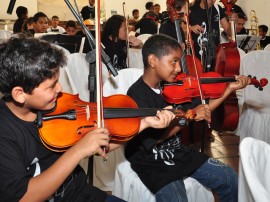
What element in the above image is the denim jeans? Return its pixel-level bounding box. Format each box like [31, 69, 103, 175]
[155, 158, 238, 202]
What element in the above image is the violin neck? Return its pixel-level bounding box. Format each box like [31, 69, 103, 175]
[201, 77, 236, 84]
[104, 108, 163, 119]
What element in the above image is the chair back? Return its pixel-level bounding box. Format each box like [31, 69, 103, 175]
[239, 137, 270, 202]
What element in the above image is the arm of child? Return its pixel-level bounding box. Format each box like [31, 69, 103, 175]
[20, 128, 110, 202]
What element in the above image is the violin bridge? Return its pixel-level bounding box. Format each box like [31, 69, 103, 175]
[86, 105, 90, 120]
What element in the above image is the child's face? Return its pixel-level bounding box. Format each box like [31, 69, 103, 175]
[33, 17, 48, 33]
[118, 21, 128, 40]
[66, 27, 77, 35]
[25, 70, 62, 111]
[154, 49, 182, 83]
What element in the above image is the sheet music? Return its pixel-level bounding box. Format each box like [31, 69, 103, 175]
[236, 35, 261, 52]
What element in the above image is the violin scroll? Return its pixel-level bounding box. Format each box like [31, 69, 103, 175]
[248, 75, 268, 91]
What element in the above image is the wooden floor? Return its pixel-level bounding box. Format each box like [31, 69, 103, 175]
[203, 130, 240, 202]
[204, 130, 240, 174]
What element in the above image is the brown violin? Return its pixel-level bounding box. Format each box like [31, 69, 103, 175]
[37, 92, 196, 152]
[160, 72, 268, 104]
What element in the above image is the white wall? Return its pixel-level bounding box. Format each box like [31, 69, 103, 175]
[0, 0, 37, 20]
[237, 0, 270, 33]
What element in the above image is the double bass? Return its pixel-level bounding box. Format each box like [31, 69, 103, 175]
[212, 0, 241, 132]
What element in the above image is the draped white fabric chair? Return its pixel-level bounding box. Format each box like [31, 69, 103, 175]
[95, 68, 214, 202]
[263, 44, 270, 51]
[239, 137, 270, 202]
[0, 30, 12, 41]
[236, 51, 270, 143]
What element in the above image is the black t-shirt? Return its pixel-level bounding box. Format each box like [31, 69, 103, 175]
[159, 20, 186, 42]
[102, 37, 128, 71]
[260, 36, 270, 49]
[189, 4, 226, 60]
[125, 77, 208, 194]
[0, 99, 106, 201]
[81, 6, 95, 20]
[135, 18, 158, 35]
[13, 18, 27, 33]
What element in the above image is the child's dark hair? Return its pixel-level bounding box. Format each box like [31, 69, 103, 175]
[66, 20, 77, 29]
[16, 6, 28, 18]
[259, 25, 268, 33]
[142, 34, 181, 68]
[102, 15, 125, 42]
[132, 9, 139, 16]
[0, 35, 66, 101]
[33, 12, 48, 23]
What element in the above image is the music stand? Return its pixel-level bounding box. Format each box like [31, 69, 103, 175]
[40, 34, 83, 53]
[237, 35, 261, 52]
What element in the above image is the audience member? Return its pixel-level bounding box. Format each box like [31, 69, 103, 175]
[102, 15, 142, 71]
[29, 12, 48, 35]
[13, 6, 28, 33]
[47, 15, 65, 34]
[129, 9, 140, 25]
[81, 0, 95, 20]
[65, 20, 78, 36]
[259, 25, 270, 49]
[134, 11, 158, 36]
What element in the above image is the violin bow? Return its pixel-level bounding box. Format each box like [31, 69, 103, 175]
[123, 2, 130, 68]
[95, 0, 107, 160]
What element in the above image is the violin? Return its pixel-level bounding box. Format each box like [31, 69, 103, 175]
[37, 92, 196, 152]
[160, 72, 268, 104]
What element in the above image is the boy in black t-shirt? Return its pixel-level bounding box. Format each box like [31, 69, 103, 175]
[0, 35, 175, 201]
[126, 34, 250, 202]
[259, 25, 270, 49]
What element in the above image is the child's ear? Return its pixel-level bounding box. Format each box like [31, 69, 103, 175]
[11, 87, 26, 104]
[148, 54, 158, 69]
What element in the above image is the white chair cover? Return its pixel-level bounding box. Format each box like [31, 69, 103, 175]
[137, 33, 152, 44]
[128, 48, 144, 69]
[236, 51, 270, 143]
[65, 53, 109, 102]
[0, 30, 12, 41]
[95, 68, 214, 202]
[239, 137, 270, 202]
[263, 44, 270, 51]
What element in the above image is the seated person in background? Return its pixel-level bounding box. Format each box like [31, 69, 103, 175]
[81, 0, 95, 20]
[64, 20, 78, 36]
[102, 15, 143, 71]
[26, 17, 34, 30]
[142, 2, 154, 18]
[29, 12, 48, 35]
[0, 34, 175, 201]
[76, 19, 95, 53]
[13, 6, 28, 33]
[129, 9, 140, 26]
[134, 11, 158, 36]
[126, 34, 250, 202]
[236, 13, 247, 35]
[47, 15, 65, 34]
[259, 24, 270, 49]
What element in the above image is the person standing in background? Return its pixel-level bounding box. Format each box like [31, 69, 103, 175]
[154, 3, 163, 23]
[64, 20, 78, 36]
[81, 0, 95, 20]
[129, 9, 140, 26]
[47, 16, 65, 34]
[13, 6, 28, 33]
